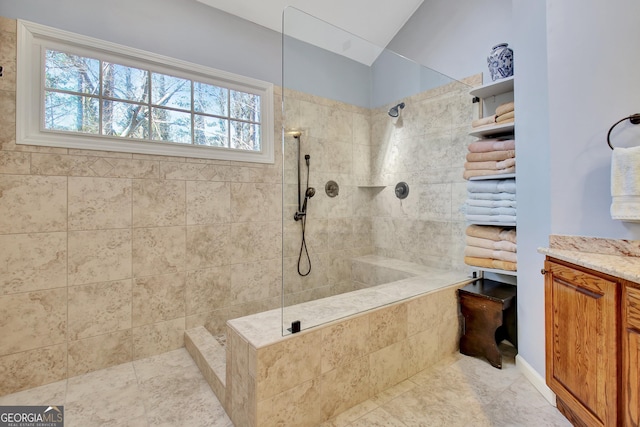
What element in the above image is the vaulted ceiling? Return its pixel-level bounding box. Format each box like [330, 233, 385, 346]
[196, 0, 424, 64]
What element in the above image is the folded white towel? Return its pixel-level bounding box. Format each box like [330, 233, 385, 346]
[466, 205, 517, 216]
[466, 198, 517, 208]
[611, 146, 640, 222]
[467, 179, 516, 194]
[467, 191, 516, 201]
[465, 214, 517, 223]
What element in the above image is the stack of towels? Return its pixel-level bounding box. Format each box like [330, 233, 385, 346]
[463, 138, 516, 179]
[470, 101, 515, 130]
[495, 101, 515, 124]
[465, 178, 517, 224]
[464, 224, 517, 271]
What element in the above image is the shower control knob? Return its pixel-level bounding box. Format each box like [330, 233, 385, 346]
[395, 182, 409, 199]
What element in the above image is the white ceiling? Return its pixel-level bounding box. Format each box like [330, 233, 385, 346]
[196, 0, 424, 65]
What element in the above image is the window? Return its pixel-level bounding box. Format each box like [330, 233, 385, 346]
[17, 20, 274, 163]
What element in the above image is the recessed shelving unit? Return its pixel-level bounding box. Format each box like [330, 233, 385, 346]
[465, 76, 516, 278]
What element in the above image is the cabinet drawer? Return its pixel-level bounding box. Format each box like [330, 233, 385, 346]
[626, 285, 640, 330]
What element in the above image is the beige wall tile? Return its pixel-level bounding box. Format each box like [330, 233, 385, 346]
[185, 224, 230, 269]
[68, 177, 132, 230]
[0, 151, 30, 174]
[369, 341, 409, 395]
[230, 259, 281, 305]
[132, 226, 185, 277]
[228, 329, 251, 426]
[0, 88, 15, 119]
[321, 315, 370, 373]
[369, 304, 408, 352]
[230, 183, 282, 223]
[133, 272, 185, 326]
[0, 232, 66, 295]
[320, 356, 371, 421]
[256, 329, 322, 401]
[68, 330, 133, 377]
[230, 221, 281, 263]
[132, 318, 185, 360]
[132, 179, 185, 227]
[185, 266, 230, 315]
[105, 158, 159, 179]
[160, 162, 207, 180]
[186, 181, 230, 225]
[0, 174, 66, 233]
[68, 279, 132, 340]
[257, 379, 322, 427]
[0, 344, 67, 396]
[30, 153, 98, 177]
[0, 288, 66, 355]
[406, 329, 441, 378]
[0, 34, 16, 92]
[68, 229, 132, 286]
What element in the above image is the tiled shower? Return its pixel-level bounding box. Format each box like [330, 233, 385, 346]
[0, 13, 478, 397]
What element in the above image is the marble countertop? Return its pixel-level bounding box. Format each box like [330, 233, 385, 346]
[538, 234, 640, 284]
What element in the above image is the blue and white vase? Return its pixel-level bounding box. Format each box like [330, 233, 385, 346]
[487, 43, 514, 81]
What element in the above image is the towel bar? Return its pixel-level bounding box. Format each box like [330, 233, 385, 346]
[607, 113, 640, 150]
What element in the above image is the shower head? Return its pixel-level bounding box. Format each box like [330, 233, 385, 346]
[305, 187, 316, 198]
[304, 154, 310, 166]
[301, 187, 315, 214]
[388, 102, 405, 118]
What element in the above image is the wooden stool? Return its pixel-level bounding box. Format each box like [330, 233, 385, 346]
[458, 278, 517, 369]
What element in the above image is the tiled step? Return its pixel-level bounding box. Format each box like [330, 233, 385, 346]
[184, 326, 226, 403]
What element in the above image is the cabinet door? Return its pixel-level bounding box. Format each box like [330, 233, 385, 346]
[623, 284, 640, 427]
[544, 259, 618, 427]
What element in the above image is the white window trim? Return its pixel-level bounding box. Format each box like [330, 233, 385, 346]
[16, 20, 274, 164]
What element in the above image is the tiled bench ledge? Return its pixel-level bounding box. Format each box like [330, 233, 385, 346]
[220, 260, 472, 427]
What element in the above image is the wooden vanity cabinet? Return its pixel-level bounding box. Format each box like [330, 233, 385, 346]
[544, 258, 620, 427]
[623, 284, 640, 426]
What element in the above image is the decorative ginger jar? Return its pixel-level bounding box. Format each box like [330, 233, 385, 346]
[487, 43, 513, 81]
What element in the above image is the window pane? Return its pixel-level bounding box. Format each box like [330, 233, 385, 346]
[44, 91, 99, 133]
[152, 73, 191, 111]
[230, 121, 260, 151]
[230, 90, 260, 122]
[194, 114, 228, 147]
[151, 108, 191, 144]
[102, 100, 149, 139]
[45, 50, 99, 95]
[194, 82, 227, 116]
[102, 62, 148, 103]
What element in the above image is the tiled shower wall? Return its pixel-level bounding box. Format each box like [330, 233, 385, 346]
[282, 89, 376, 306]
[281, 77, 479, 308]
[368, 77, 480, 270]
[0, 17, 283, 395]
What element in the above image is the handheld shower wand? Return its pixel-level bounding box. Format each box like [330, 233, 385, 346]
[294, 155, 314, 220]
[294, 149, 313, 276]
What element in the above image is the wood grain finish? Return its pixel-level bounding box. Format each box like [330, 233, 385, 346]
[623, 284, 640, 427]
[544, 258, 619, 427]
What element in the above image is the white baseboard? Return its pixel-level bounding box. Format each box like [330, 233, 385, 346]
[515, 354, 556, 406]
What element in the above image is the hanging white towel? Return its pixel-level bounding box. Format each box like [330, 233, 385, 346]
[611, 146, 640, 222]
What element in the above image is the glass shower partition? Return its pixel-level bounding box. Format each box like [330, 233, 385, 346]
[281, 7, 474, 336]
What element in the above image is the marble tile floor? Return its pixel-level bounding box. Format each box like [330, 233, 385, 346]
[0, 345, 570, 427]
